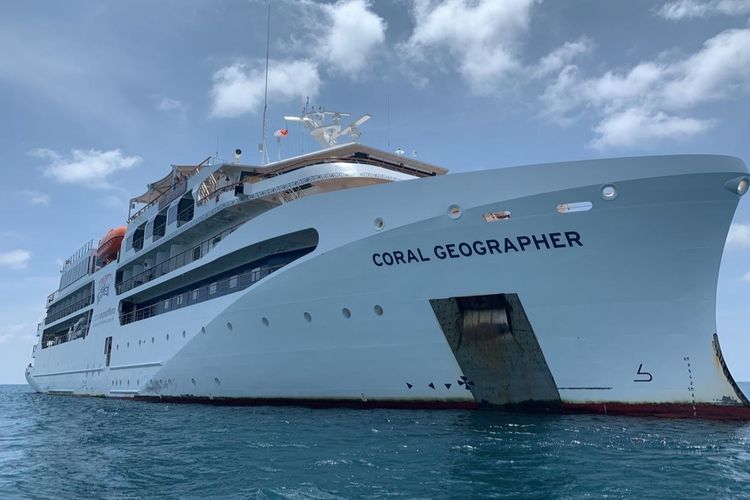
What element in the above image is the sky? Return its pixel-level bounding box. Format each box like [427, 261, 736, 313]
[0, 0, 749, 384]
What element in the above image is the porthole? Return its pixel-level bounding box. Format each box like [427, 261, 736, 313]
[373, 305, 384, 316]
[116, 344, 119, 350]
[373, 217, 385, 231]
[166, 334, 170, 341]
[151, 337, 154, 344]
[214, 377, 221, 386]
[262, 317, 269, 327]
[601, 185, 618, 200]
[182, 330, 186, 338]
[342, 307, 351, 318]
[447, 204, 462, 219]
[126, 342, 130, 348]
[226, 322, 233, 331]
[201, 326, 206, 335]
[304, 312, 312, 323]
[138, 340, 142, 346]
[191, 378, 196, 386]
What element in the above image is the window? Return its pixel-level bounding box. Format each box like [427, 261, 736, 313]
[164, 299, 170, 310]
[229, 275, 238, 288]
[177, 294, 184, 306]
[192, 289, 199, 301]
[193, 246, 201, 261]
[209, 282, 217, 295]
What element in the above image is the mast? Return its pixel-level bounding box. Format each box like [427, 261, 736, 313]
[259, 1, 271, 165]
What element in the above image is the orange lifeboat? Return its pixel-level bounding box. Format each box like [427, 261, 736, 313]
[97, 226, 127, 264]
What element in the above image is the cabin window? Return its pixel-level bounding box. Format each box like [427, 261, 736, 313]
[177, 294, 184, 306]
[167, 205, 178, 225]
[177, 192, 195, 227]
[192, 289, 199, 301]
[193, 246, 201, 261]
[229, 275, 238, 289]
[153, 209, 167, 240]
[163, 299, 170, 310]
[132, 223, 146, 252]
[209, 282, 217, 295]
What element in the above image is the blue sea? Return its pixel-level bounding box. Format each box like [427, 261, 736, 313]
[2, 384, 750, 499]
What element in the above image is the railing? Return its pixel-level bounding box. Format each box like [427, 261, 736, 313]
[61, 240, 97, 272]
[43, 321, 90, 349]
[120, 263, 283, 325]
[46, 293, 95, 323]
[127, 157, 211, 223]
[116, 223, 241, 295]
[197, 181, 245, 206]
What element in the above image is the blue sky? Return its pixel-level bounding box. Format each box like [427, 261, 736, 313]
[1, 0, 749, 383]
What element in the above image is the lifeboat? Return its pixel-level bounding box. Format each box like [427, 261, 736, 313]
[97, 226, 127, 264]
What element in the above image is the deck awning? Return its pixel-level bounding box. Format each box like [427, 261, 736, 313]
[131, 165, 203, 204]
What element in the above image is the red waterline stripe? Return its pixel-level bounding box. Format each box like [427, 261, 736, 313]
[562, 402, 750, 420]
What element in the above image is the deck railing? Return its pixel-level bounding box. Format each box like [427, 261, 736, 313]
[46, 293, 95, 323]
[119, 263, 283, 325]
[116, 223, 242, 295]
[127, 157, 211, 223]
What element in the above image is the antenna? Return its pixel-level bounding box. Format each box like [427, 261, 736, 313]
[284, 108, 372, 148]
[386, 95, 390, 150]
[259, 1, 271, 165]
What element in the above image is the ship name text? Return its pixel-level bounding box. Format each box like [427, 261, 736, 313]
[371, 231, 583, 267]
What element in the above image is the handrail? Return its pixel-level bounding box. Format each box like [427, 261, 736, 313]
[116, 223, 242, 295]
[127, 156, 211, 223]
[197, 182, 243, 206]
[120, 263, 283, 325]
[46, 293, 95, 323]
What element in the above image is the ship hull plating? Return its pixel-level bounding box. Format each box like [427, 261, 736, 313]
[27, 155, 750, 418]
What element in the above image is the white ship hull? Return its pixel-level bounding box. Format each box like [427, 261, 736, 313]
[27, 154, 750, 418]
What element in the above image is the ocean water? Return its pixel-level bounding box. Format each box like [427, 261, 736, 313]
[2, 384, 750, 499]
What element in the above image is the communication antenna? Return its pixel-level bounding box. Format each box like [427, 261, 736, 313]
[386, 95, 390, 150]
[284, 108, 372, 148]
[259, 1, 271, 165]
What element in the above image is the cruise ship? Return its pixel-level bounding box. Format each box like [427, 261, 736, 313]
[26, 109, 750, 418]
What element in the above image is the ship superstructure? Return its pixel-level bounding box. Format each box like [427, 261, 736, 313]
[26, 110, 750, 418]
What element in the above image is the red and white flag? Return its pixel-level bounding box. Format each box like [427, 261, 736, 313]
[274, 128, 289, 138]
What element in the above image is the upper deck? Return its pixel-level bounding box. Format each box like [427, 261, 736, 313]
[127, 143, 447, 224]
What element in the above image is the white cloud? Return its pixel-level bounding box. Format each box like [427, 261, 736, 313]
[20, 190, 50, 206]
[401, 0, 537, 95]
[210, 60, 320, 118]
[320, 0, 387, 78]
[0, 250, 31, 270]
[727, 222, 750, 248]
[589, 108, 714, 149]
[532, 38, 593, 79]
[157, 96, 186, 114]
[31, 148, 142, 188]
[541, 25, 750, 149]
[657, 0, 750, 19]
